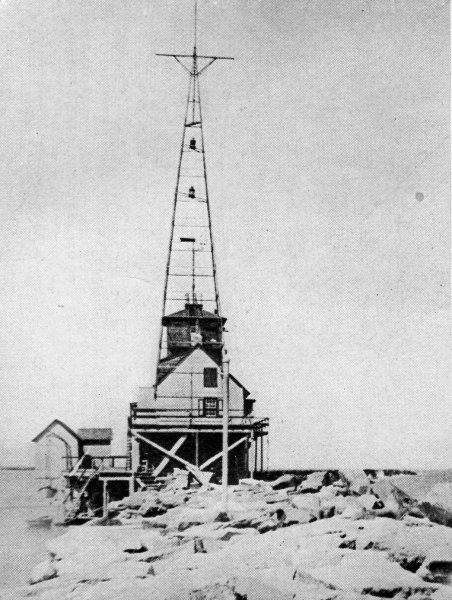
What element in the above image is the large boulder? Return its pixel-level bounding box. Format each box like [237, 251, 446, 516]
[238, 478, 268, 490]
[317, 485, 339, 502]
[338, 470, 370, 495]
[356, 493, 383, 511]
[372, 496, 403, 519]
[369, 480, 404, 518]
[372, 477, 396, 503]
[332, 479, 348, 495]
[271, 474, 298, 491]
[166, 471, 190, 490]
[431, 587, 452, 600]
[139, 496, 166, 517]
[417, 483, 452, 528]
[297, 472, 328, 494]
[295, 550, 438, 598]
[151, 505, 217, 530]
[389, 474, 446, 501]
[124, 490, 158, 509]
[219, 527, 260, 542]
[264, 490, 290, 504]
[322, 495, 365, 519]
[353, 515, 452, 574]
[280, 506, 317, 526]
[372, 478, 431, 519]
[228, 510, 271, 530]
[423, 483, 452, 513]
[290, 493, 321, 519]
[256, 517, 281, 534]
[418, 502, 452, 528]
[340, 498, 366, 520]
[29, 559, 58, 585]
[176, 521, 227, 541]
[233, 575, 296, 600]
[417, 545, 452, 584]
[158, 490, 191, 509]
[189, 581, 248, 600]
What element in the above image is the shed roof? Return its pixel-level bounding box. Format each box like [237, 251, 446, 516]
[32, 419, 80, 443]
[77, 428, 113, 442]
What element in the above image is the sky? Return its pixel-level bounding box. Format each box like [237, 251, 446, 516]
[0, 0, 449, 468]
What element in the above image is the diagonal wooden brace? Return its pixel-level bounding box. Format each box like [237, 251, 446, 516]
[131, 431, 211, 485]
[152, 435, 187, 478]
[199, 436, 248, 471]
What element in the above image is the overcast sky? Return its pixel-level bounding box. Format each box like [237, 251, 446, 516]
[0, 0, 449, 468]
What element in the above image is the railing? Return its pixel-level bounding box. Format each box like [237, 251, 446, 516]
[130, 403, 269, 427]
[64, 455, 129, 472]
[164, 341, 222, 348]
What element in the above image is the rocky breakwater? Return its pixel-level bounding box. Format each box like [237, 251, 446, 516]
[3, 469, 452, 600]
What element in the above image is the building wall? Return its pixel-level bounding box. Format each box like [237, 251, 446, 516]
[151, 349, 245, 415]
[34, 423, 79, 478]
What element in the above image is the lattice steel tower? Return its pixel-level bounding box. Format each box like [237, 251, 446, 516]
[155, 3, 233, 384]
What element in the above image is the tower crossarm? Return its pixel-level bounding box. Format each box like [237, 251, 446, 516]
[156, 54, 234, 60]
[156, 55, 234, 77]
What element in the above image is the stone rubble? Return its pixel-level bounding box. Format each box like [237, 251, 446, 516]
[3, 470, 452, 599]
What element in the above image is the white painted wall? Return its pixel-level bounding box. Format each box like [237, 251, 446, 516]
[34, 423, 79, 478]
[138, 348, 246, 415]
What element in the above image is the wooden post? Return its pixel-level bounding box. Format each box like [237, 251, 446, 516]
[102, 480, 108, 518]
[254, 435, 258, 476]
[250, 433, 255, 480]
[195, 431, 199, 467]
[260, 434, 264, 472]
[221, 354, 230, 513]
[245, 434, 249, 478]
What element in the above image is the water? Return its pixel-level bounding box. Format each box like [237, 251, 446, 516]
[0, 469, 63, 589]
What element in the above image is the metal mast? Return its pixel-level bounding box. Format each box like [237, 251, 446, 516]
[155, 3, 233, 384]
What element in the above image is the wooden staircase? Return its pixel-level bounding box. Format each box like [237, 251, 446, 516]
[62, 465, 101, 522]
[135, 471, 157, 489]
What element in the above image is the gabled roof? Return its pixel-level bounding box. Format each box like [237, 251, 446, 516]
[32, 419, 80, 443]
[77, 428, 113, 442]
[157, 352, 190, 385]
[156, 345, 250, 396]
[229, 373, 250, 398]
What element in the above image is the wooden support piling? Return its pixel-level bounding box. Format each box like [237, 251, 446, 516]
[102, 480, 108, 518]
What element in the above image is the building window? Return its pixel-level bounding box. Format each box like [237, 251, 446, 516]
[203, 397, 219, 417]
[203, 367, 218, 388]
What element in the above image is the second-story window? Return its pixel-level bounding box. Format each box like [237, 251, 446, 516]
[203, 397, 219, 417]
[203, 367, 218, 388]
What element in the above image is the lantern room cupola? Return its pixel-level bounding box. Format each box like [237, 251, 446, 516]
[161, 302, 225, 363]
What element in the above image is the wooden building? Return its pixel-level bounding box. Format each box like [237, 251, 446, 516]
[129, 307, 268, 483]
[32, 420, 129, 519]
[32, 420, 113, 475]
